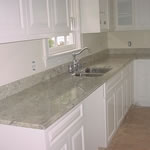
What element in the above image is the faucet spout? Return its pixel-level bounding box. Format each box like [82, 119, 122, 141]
[68, 47, 89, 74]
[72, 47, 88, 57]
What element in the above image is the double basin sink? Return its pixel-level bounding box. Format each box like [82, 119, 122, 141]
[74, 67, 112, 77]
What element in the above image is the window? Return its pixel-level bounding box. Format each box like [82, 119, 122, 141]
[44, 0, 81, 58]
[48, 32, 75, 54]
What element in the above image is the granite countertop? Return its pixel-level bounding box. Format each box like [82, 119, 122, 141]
[0, 53, 147, 130]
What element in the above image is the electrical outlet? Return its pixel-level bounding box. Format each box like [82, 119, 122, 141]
[128, 41, 132, 47]
[32, 61, 36, 71]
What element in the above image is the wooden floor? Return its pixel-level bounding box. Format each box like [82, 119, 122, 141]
[101, 106, 150, 150]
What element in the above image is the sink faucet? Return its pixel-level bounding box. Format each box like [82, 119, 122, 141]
[68, 47, 89, 74]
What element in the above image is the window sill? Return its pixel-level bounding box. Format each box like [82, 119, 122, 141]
[48, 48, 81, 58]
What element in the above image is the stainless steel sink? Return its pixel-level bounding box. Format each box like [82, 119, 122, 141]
[84, 67, 112, 74]
[74, 67, 112, 77]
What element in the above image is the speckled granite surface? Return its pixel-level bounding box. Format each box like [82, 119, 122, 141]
[0, 49, 150, 130]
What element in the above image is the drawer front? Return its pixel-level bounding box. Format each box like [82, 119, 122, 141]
[47, 104, 83, 146]
[106, 72, 122, 93]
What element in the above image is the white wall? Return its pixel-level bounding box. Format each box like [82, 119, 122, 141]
[0, 33, 107, 86]
[108, 30, 150, 49]
[0, 40, 45, 86]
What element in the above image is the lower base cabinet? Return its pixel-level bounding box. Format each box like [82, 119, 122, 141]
[51, 123, 85, 150]
[134, 60, 150, 106]
[83, 62, 133, 149]
[69, 124, 85, 150]
[115, 83, 124, 128]
[83, 85, 106, 150]
[106, 91, 116, 144]
[47, 104, 85, 150]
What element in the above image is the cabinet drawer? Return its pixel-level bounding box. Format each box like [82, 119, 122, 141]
[47, 104, 83, 146]
[106, 72, 122, 93]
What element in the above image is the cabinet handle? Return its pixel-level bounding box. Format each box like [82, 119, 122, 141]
[104, 21, 107, 25]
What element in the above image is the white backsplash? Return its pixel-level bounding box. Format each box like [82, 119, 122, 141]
[108, 30, 150, 49]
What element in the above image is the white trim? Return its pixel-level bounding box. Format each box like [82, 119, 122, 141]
[48, 44, 76, 56]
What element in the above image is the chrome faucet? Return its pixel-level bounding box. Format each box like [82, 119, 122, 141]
[68, 47, 89, 75]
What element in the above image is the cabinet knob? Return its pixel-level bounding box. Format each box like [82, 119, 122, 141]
[104, 21, 107, 25]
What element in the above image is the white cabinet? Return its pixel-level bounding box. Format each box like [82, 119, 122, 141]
[115, 0, 135, 30]
[50, 136, 69, 150]
[47, 104, 85, 150]
[105, 71, 122, 145]
[99, 0, 109, 32]
[80, 0, 100, 33]
[115, 83, 124, 127]
[114, 0, 150, 30]
[135, 0, 150, 29]
[70, 124, 85, 150]
[0, 0, 27, 43]
[82, 62, 133, 149]
[106, 90, 116, 143]
[80, 0, 110, 33]
[104, 62, 133, 147]
[26, 0, 51, 35]
[108, 0, 115, 31]
[83, 85, 106, 150]
[51, 0, 71, 33]
[0, 104, 85, 150]
[134, 60, 150, 106]
[122, 63, 132, 114]
[0, 0, 77, 43]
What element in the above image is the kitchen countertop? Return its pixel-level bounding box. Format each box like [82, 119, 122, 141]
[0, 53, 148, 130]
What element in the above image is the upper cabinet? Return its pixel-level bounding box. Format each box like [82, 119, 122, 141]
[26, 0, 51, 35]
[0, 0, 27, 43]
[114, 0, 150, 31]
[135, 0, 150, 29]
[99, 0, 109, 32]
[80, 0, 100, 33]
[80, 0, 111, 33]
[115, 0, 135, 30]
[51, 0, 70, 33]
[0, 0, 77, 43]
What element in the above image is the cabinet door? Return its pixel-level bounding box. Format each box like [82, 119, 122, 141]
[99, 0, 109, 32]
[134, 60, 150, 106]
[50, 136, 69, 150]
[115, 0, 135, 30]
[83, 85, 106, 149]
[106, 92, 116, 144]
[0, 0, 26, 42]
[51, 0, 71, 33]
[135, 0, 150, 29]
[123, 76, 130, 114]
[27, 0, 51, 35]
[70, 124, 85, 150]
[80, 0, 100, 33]
[115, 84, 123, 127]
